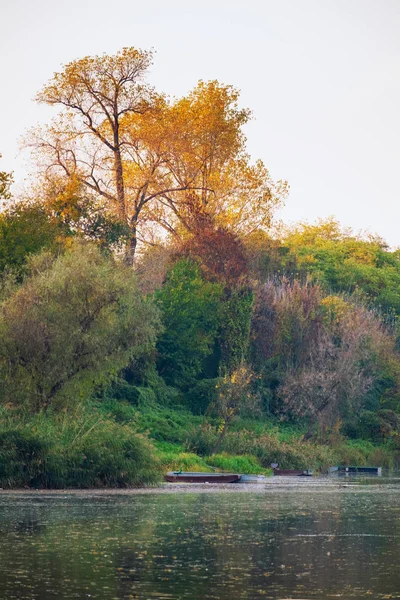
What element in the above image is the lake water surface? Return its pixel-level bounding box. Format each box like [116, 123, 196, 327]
[0, 476, 399, 599]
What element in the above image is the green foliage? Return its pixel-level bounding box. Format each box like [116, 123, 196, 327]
[0, 242, 160, 411]
[105, 379, 142, 405]
[219, 286, 254, 372]
[131, 404, 205, 444]
[156, 443, 211, 473]
[205, 453, 270, 475]
[345, 409, 400, 443]
[0, 170, 400, 484]
[346, 411, 383, 442]
[0, 408, 161, 488]
[186, 378, 220, 415]
[208, 365, 260, 454]
[333, 439, 394, 468]
[156, 258, 223, 387]
[186, 422, 395, 470]
[281, 219, 400, 317]
[0, 429, 50, 486]
[0, 205, 61, 275]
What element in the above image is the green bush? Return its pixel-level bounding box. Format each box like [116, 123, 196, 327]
[156, 447, 210, 473]
[0, 242, 160, 411]
[344, 410, 400, 443]
[345, 411, 383, 442]
[0, 430, 50, 488]
[156, 258, 223, 388]
[0, 409, 161, 489]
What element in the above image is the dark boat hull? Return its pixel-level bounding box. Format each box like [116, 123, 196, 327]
[165, 472, 241, 483]
[273, 469, 313, 476]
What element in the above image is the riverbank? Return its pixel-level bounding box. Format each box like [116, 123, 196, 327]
[0, 402, 398, 489]
[1, 475, 399, 495]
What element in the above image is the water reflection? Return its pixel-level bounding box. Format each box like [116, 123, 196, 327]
[0, 479, 399, 599]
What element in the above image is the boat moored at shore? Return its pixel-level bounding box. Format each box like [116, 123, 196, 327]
[165, 471, 241, 483]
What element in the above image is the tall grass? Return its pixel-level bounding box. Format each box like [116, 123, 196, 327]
[206, 453, 271, 475]
[186, 423, 395, 471]
[0, 406, 161, 488]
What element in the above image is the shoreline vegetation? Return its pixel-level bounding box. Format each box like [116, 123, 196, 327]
[0, 402, 396, 489]
[1, 47, 400, 488]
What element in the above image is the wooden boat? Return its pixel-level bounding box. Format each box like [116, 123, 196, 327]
[165, 471, 241, 483]
[272, 468, 313, 476]
[271, 463, 312, 476]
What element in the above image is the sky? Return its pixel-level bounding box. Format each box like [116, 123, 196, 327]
[1, 0, 399, 244]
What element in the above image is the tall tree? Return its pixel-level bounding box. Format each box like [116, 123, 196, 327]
[0, 242, 160, 411]
[155, 258, 223, 388]
[28, 49, 287, 261]
[32, 48, 155, 263]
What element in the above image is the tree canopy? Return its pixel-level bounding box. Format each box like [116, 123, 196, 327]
[28, 48, 287, 262]
[0, 242, 160, 410]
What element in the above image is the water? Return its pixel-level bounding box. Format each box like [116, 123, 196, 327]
[0, 476, 399, 599]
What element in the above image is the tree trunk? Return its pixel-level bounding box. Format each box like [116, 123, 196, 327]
[211, 419, 230, 455]
[125, 222, 138, 266]
[113, 121, 126, 222]
[304, 418, 316, 440]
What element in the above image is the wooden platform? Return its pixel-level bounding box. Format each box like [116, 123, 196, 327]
[335, 466, 382, 475]
[273, 469, 313, 477]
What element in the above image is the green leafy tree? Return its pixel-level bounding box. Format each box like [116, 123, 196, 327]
[219, 286, 254, 373]
[282, 219, 400, 317]
[0, 242, 160, 411]
[156, 258, 223, 388]
[0, 205, 61, 274]
[246, 219, 400, 318]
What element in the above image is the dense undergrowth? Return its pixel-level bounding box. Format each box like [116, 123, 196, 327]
[0, 400, 396, 489]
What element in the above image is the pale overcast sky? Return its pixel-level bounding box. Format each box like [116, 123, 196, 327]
[1, 0, 399, 244]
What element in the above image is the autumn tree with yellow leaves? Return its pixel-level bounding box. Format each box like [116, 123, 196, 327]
[27, 47, 287, 262]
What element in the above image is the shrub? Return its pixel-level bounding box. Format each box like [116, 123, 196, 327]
[0, 430, 50, 488]
[0, 410, 161, 489]
[0, 242, 160, 411]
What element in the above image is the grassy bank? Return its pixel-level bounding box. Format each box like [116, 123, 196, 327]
[0, 401, 397, 489]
